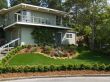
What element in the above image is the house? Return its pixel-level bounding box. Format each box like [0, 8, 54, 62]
[0, 3, 76, 47]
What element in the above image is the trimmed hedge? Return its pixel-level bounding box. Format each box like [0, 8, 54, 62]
[0, 64, 110, 74]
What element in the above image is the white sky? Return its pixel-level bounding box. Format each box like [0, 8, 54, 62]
[108, 0, 110, 4]
[7, 0, 10, 6]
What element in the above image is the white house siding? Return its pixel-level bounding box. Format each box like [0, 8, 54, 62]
[21, 26, 35, 45]
[62, 32, 76, 45]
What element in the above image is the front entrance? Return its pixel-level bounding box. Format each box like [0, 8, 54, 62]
[0, 28, 5, 46]
[55, 32, 62, 46]
[10, 29, 20, 47]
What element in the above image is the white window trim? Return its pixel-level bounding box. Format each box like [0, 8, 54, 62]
[66, 33, 73, 39]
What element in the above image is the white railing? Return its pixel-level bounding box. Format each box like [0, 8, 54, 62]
[0, 38, 20, 54]
[16, 14, 54, 25]
[5, 13, 68, 28]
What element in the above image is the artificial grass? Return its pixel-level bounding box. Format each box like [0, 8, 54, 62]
[8, 50, 110, 66]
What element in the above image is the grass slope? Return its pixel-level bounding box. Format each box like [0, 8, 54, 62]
[8, 50, 110, 66]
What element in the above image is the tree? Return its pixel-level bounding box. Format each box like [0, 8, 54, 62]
[10, 0, 63, 10]
[47, 0, 63, 10]
[64, 0, 107, 49]
[0, 0, 7, 9]
[95, 7, 110, 49]
[10, 0, 40, 6]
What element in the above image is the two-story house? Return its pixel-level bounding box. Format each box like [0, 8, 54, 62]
[0, 3, 76, 47]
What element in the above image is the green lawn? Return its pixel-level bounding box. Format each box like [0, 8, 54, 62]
[8, 50, 110, 66]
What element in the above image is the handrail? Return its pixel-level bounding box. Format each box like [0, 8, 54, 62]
[0, 38, 20, 51]
[0, 25, 3, 28]
[0, 38, 20, 48]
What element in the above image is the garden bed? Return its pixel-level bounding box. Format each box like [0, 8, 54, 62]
[17, 45, 77, 59]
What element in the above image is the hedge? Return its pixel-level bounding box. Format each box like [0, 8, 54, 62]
[0, 64, 110, 74]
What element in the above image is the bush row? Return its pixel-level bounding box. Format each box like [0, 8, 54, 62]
[0, 64, 110, 74]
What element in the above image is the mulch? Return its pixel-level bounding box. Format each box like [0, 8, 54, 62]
[0, 70, 110, 79]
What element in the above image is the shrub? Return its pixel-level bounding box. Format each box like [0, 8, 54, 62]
[49, 65, 56, 71]
[60, 65, 67, 71]
[67, 65, 73, 70]
[99, 64, 106, 70]
[37, 65, 44, 72]
[43, 66, 49, 72]
[106, 64, 110, 71]
[42, 45, 52, 54]
[0, 64, 110, 74]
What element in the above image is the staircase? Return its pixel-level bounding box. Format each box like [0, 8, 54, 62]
[0, 38, 20, 60]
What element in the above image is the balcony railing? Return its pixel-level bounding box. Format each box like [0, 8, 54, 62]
[4, 13, 68, 28]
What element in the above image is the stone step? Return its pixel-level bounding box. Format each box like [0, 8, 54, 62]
[1, 51, 10, 54]
[0, 47, 14, 59]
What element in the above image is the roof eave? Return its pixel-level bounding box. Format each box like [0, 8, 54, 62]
[0, 3, 68, 16]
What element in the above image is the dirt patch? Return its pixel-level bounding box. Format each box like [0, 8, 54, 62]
[0, 70, 110, 79]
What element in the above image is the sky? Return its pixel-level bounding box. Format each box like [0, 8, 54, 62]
[108, 0, 110, 4]
[7, 0, 10, 6]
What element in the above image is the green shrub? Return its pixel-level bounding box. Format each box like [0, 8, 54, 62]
[99, 64, 106, 70]
[60, 65, 67, 71]
[37, 65, 44, 72]
[106, 64, 110, 71]
[67, 65, 73, 70]
[43, 66, 49, 72]
[0, 64, 110, 74]
[92, 64, 99, 70]
[49, 65, 56, 71]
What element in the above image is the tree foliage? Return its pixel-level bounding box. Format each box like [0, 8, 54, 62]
[31, 28, 57, 45]
[64, 0, 108, 49]
[10, 0, 63, 10]
[0, 0, 7, 9]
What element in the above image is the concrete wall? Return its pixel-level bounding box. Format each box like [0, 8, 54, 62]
[21, 26, 35, 45]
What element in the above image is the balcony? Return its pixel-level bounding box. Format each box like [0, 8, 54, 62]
[4, 13, 70, 30]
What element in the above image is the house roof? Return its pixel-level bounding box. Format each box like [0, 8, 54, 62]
[0, 3, 68, 16]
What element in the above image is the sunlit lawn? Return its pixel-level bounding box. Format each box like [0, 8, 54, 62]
[8, 49, 110, 66]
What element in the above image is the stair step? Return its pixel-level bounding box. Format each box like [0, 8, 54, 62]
[1, 51, 9, 54]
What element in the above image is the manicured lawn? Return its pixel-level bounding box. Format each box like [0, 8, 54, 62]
[8, 50, 110, 66]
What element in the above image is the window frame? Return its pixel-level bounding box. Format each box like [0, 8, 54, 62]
[66, 33, 73, 39]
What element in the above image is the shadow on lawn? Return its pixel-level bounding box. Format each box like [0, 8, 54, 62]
[75, 48, 110, 64]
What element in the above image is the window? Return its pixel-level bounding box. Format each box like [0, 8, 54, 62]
[22, 10, 27, 15]
[66, 33, 73, 38]
[56, 16, 61, 25]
